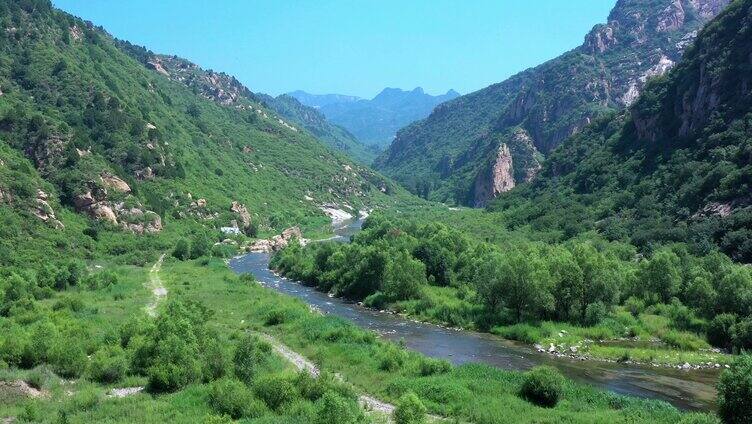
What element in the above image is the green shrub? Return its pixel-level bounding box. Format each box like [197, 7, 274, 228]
[717, 355, 752, 424]
[661, 330, 707, 351]
[48, 339, 87, 378]
[732, 317, 752, 352]
[418, 357, 451, 376]
[208, 378, 264, 419]
[238, 273, 257, 284]
[493, 323, 549, 344]
[394, 391, 426, 424]
[519, 366, 565, 407]
[584, 302, 608, 326]
[202, 337, 230, 382]
[88, 345, 128, 383]
[254, 375, 298, 410]
[296, 371, 356, 402]
[707, 314, 737, 350]
[315, 390, 364, 424]
[233, 334, 271, 385]
[678, 413, 722, 424]
[67, 386, 101, 411]
[264, 307, 298, 326]
[172, 239, 189, 260]
[364, 291, 388, 309]
[378, 345, 407, 372]
[625, 296, 646, 317]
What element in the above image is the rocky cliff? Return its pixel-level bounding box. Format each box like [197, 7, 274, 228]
[489, 0, 752, 261]
[375, 0, 730, 206]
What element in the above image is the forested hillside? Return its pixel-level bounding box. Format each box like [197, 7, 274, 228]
[0, 0, 405, 264]
[490, 0, 752, 262]
[375, 0, 729, 206]
[113, 43, 378, 164]
[257, 93, 378, 164]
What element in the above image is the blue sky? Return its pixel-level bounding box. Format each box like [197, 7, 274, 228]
[52, 0, 616, 98]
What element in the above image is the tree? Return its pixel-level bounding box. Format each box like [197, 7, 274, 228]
[717, 355, 752, 424]
[571, 243, 619, 322]
[707, 314, 738, 351]
[383, 251, 426, 301]
[638, 250, 682, 304]
[548, 247, 584, 321]
[715, 268, 752, 317]
[478, 250, 553, 323]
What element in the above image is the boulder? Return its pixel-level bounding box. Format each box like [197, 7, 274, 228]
[100, 172, 131, 193]
[230, 201, 252, 229]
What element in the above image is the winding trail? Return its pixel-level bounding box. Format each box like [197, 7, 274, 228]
[145, 253, 166, 317]
[255, 332, 447, 423]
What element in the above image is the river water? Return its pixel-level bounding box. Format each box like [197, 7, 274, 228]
[228, 219, 719, 411]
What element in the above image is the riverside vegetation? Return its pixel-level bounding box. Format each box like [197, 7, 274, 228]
[2, 0, 752, 423]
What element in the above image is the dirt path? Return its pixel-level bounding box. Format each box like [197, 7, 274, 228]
[255, 332, 447, 422]
[145, 254, 166, 317]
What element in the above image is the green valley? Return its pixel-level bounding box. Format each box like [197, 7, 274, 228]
[2, 0, 752, 423]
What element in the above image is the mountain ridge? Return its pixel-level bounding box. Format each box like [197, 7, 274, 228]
[374, 0, 731, 207]
[289, 87, 460, 148]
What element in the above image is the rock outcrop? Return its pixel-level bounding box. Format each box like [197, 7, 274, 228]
[231, 201, 252, 230]
[100, 172, 131, 193]
[33, 190, 64, 229]
[473, 144, 515, 207]
[247, 226, 307, 253]
[73, 181, 162, 234]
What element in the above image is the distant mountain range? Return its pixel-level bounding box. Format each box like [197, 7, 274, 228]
[289, 87, 460, 148]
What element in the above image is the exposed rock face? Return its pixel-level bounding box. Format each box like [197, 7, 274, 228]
[474, 144, 515, 207]
[584, 24, 617, 54]
[231, 201, 252, 229]
[33, 190, 64, 229]
[247, 226, 307, 253]
[656, 0, 687, 32]
[73, 182, 161, 233]
[100, 172, 131, 193]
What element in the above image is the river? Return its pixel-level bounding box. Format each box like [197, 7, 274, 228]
[228, 218, 719, 411]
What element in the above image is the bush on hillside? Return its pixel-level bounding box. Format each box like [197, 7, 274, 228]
[88, 345, 128, 383]
[519, 366, 565, 407]
[393, 391, 427, 424]
[732, 317, 752, 352]
[172, 239, 189, 260]
[254, 375, 298, 411]
[233, 334, 271, 386]
[315, 390, 364, 424]
[48, 339, 87, 378]
[208, 378, 265, 419]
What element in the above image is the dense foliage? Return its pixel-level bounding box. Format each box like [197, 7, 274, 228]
[273, 213, 752, 358]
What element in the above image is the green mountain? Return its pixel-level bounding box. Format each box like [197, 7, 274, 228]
[256, 93, 379, 164]
[374, 0, 730, 206]
[290, 87, 460, 148]
[114, 44, 378, 164]
[0, 0, 405, 261]
[489, 0, 752, 261]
